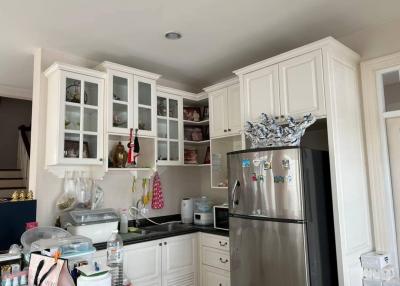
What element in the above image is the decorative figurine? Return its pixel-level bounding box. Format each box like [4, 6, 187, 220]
[27, 190, 34, 200]
[18, 191, 26, 201]
[112, 141, 128, 168]
[11, 191, 19, 201]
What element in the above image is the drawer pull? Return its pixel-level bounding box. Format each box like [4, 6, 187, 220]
[219, 257, 229, 264]
[219, 241, 228, 247]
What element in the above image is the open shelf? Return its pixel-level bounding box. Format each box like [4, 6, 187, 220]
[184, 140, 210, 145]
[183, 119, 209, 126]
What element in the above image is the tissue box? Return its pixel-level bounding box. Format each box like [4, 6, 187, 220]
[361, 252, 391, 269]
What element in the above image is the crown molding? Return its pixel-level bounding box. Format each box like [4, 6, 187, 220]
[96, 61, 161, 80]
[0, 84, 32, 101]
[233, 36, 360, 75]
[157, 85, 208, 101]
[203, 77, 239, 93]
[44, 62, 106, 79]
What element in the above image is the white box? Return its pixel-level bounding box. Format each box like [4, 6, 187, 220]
[361, 252, 391, 269]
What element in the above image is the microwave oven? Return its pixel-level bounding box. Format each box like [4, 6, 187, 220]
[213, 205, 229, 231]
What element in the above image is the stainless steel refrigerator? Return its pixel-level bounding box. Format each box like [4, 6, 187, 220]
[228, 147, 338, 286]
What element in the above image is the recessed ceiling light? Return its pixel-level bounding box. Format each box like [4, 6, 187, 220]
[165, 31, 182, 40]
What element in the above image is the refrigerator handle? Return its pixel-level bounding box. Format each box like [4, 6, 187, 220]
[231, 179, 241, 208]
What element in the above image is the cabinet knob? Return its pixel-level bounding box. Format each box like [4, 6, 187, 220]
[224, 129, 227, 132]
[219, 284, 222, 286]
[228, 129, 231, 132]
[159, 243, 162, 246]
[164, 242, 167, 245]
[281, 115, 285, 118]
[274, 116, 279, 120]
[99, 158, 103, 162]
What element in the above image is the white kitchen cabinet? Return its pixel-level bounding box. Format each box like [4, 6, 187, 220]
[124, 240, 163, 286]
[242, 64, 280, 121]
[124, 233, 198, 286]
[226, 84, 241, 135]
[156, 88, 183, 165]
[279, 49, 325, 117]
[44, 63, 105, 166]
[207, 80, 241, 138]
[97, 61, 160, 137]
[201, 265, 230, 286]
[200, 233, 230, 286]
[162, 234, 198, 286]
[240, 50, 326, 122]
[209, 88, 227, 138]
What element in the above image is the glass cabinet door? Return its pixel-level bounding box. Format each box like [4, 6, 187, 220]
[135, 76, 156, 136]
[156, 94, 182, 164]
[109, 71, 132, 133]
[380, 69, 400, 113]
[63, 73, 103, 164]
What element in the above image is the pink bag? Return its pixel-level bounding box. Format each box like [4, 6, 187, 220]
[28, 253, 75, 286]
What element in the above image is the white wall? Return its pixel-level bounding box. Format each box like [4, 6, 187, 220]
[30, 48, 203, 226]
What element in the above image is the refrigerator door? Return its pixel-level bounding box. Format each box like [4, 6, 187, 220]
[230, 216, 309, 286]
[228, 148, 304, 220]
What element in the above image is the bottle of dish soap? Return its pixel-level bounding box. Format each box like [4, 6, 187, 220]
[107, 230, 124, 286]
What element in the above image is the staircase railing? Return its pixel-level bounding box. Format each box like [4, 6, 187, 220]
[17, 125, 30, 189]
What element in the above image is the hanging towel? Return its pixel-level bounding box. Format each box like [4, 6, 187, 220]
[151, 172, 164, 209]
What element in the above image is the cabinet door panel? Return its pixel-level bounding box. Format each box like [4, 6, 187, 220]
[134, 75, 157, 137]
[210, 89, 228, 138]
[162, 234, 198, 286]
[227, 84, 241, 134]
[201, 265, 230, 286]
[243, 65, 280, 121]
[124, 240, 162, 285]
[279, 50, 325, 117]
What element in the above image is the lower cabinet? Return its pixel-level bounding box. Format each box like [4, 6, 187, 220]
[200, 233, 230, 286]
[124, 233, 198, 286]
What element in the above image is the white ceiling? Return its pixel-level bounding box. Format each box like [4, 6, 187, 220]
[1, 0, 400, 92]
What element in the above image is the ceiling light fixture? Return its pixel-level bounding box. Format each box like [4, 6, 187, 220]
[165, 31, 182, 40]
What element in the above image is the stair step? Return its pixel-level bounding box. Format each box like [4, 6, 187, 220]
[0, 170, 22, 179]
[0, 178, 25, 188]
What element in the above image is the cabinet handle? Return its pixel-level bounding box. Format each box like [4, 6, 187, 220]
[219, 241, 228, 247]
[219, 284, 222, 286]
[159, 243, 162, 246]
[219, 258, 229, 264]
[281, 115, 285, 118]
[164, 242, 167, 245]
[228, 129, 231, 132]
[224, 129, 227, 132]
[274, 116, 279, 120]
[99, 158, 103, 162]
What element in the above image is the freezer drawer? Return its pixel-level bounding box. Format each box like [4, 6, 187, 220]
[230, 216, 309, 286]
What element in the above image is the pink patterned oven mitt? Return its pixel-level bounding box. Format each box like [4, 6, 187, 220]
[151, 171, 164, 209]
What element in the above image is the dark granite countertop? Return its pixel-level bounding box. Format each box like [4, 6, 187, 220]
[94, 224, 229, 250]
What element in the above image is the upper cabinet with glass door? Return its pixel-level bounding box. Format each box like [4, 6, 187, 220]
[44, 63, 105, 166]
[156, 88, 183, 165]
[378, 68, 400, 115]
[97, 62, 160, 136]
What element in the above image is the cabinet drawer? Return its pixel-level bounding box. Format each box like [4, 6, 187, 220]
[202, 247, 230, 271]
[202, 265, 230, 286]
[201, 233, 229, 252]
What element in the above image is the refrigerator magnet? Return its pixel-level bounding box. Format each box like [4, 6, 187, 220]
[253, 159, 261, 167]
[264, 161, 272, 170]
[251, 173, 258, 181]
[242, 159, 251, 168]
